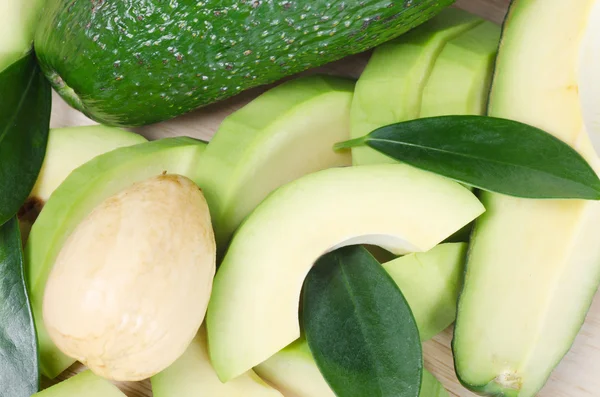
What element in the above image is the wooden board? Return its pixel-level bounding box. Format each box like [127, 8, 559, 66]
[47, 0, 600, 395]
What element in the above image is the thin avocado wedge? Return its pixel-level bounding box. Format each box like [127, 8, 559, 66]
[20, 126, 146, 241]
[34, 0, 454, 126]
[420, 21, 500, 117]
[453, 1, 600, 396]
[197, 75, 352, 249]
[33, 370, 125, 397]
[255, 338, 448, 397]
[420, 370, 450, 397]
[30, 126, 146, 204]
[383, 243, 467, 341]
[0, 0, 44, 72]
[25, 137, 207, 378]
[207, 164, 484, 381]
[350, 8, 484, 165]
[152, 327, 282, 397]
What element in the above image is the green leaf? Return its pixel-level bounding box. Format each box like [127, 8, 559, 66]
[302, 245, 422, 397]
[335, 115, 600, 200]
[0, 53, 51, 226]
[0, 217, 39, 396]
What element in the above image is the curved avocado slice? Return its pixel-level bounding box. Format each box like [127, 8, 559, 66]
[350, 8, 484, 166]
[20, 126, 146, 241]
[152, 327, 282, 397]
[453, 1, 600, 396]
[33, 370, 125, 396]
[255, 338, 449, 397]
[197, 75, 353, 249]
[34, 0, 454, 126]
[207, 164, 484, 381]
[25, 137, 207, 378]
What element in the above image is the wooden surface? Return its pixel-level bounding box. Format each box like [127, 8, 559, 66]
[47, 0, 600, 396]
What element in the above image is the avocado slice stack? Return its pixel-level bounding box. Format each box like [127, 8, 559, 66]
[350, 8, 500, 165]
[23, 5, 510, 396]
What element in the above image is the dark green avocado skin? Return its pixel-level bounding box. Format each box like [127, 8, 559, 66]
[35, 0, 455, 126]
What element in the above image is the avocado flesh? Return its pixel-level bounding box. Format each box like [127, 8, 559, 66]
[0, 0, 43, 72]
[33, 370, 125, 396]
[453, 1, 600, 396]
[25, 137, 207, 378]
[420, 21, 500, 118]
[197, 75, 352, 249]
[207, 164, 484, 381]
[20, 126, 146, 241]
[34, 0, 453, 126]
[30, 126, 146, 204]
[255, 338, 448, 397]
[383, 243, 467, 341]
[152, 327, 282, 397]
[350, 8, 484, 166]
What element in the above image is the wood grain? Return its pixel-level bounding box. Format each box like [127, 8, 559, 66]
[48, 0, 600, 396]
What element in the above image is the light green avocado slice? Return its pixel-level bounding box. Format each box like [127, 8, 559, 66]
[196, 75, 353, 249]
[384, 243, 467, 341]
[30, 125, 146, 204]
[350, 8, 483, 166]
[420, 21, 500, 117]
[453, 1, 600, 396]
[25, 137, 207, 379]
[152, 327, 282, 397]
[420, 370, 450, 397]
[20, 126, 146, 241]
[33, 370, 125, 396]
[207, 164, 484, 381]
[255, 338, 448, 397]
[0, 0, 44, 72]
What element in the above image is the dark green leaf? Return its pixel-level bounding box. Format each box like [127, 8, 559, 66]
[0, 53, 52, 226]
[335, 115, 600, 199]
[302, 245, 422, 397]
[0, 217, 39, 396]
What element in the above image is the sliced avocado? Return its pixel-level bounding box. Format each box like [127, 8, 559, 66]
[255, 338, 448, 397]
[453, 1, 600, 396]
[33, 370, 125, 396]
[152, 327, 282, 397]
[0, 0, 44, 71]
[420, 370, 450, 397]
[34, 0, 454, 126]
[30, 126, 146, 204]
[420, 21, 500, 117]
[254, 338, 330, 397]
[350, 8, 483, 165]
[383, 243, 467, 341]
[197, 75, 352, 249]
[19, 126, 146, 241]
[25, 137, 207, 379]
[207, 164, 484, 381]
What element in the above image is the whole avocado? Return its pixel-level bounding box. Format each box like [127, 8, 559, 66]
[34, 0, 455, 126]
